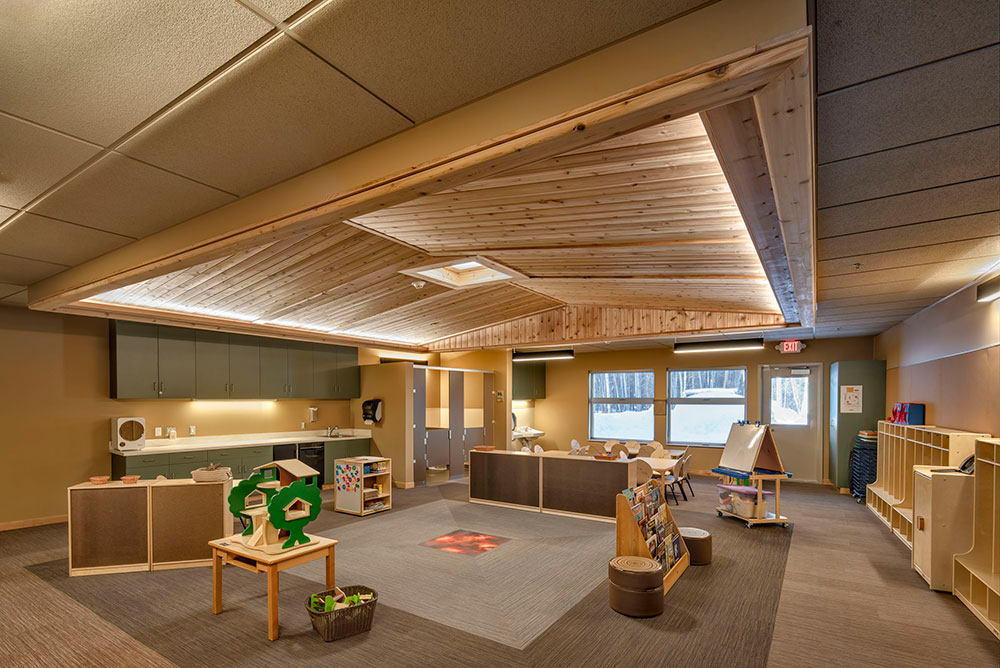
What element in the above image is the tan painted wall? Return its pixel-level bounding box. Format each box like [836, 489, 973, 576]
[532, 336, 875, 479]
[0, 306, 366, 525]
[875, 278, 1000, 436]
[350, 362, 413, 487]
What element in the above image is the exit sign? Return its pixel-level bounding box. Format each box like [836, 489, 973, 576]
[779, 340, 803, 354]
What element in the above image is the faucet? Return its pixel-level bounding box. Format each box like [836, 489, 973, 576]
[325, 425, 340, 438]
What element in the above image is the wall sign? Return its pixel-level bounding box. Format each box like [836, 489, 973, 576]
[840, 385, 863, 413]
[776, 340, 805, 354]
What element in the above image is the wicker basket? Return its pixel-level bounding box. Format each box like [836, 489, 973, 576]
[306, 585, 378, 641]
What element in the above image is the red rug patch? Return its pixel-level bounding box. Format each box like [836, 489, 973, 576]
[420, 530, 510, 556]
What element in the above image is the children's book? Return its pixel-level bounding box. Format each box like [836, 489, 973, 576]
[622, 488, 635, 505]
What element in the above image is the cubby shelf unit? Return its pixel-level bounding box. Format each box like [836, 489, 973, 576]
[867, 421, 987, 549]
[953, 438, 1000, 640]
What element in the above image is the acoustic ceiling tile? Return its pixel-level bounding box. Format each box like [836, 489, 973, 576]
[30, 153, 237, 239]
[817, 177, 1000, 238]
[0, 289, 28, 306]
[818, 46, 1000, 163]
[816, 126, 1000, 209]
[0, 206, 16, 225]
[0, 0, 271, 144]
[0, 114, 101, 209]
[291, 0, 704, 122]
[0, 212, 133, 267]
[816, 1, 1000, 93]
[119, 35, 412, 196]
[0, 254, 67, 285]
[0, 283, 24, 300]
[248, 0, 314, 22]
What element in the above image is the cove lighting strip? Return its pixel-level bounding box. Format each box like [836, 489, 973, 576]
[976, 275, 1000, 302]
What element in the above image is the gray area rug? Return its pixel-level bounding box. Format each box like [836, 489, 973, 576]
[299, 499, 614, 648]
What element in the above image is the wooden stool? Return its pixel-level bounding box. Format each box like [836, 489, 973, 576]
[608, 556, 664, 617]
[679, 527, 712, 565]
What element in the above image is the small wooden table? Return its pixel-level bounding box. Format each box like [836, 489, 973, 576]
[637, 457, 679, 477]
[209, 534, 337, 640]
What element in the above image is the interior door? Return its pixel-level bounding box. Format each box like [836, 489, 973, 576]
[761, 364, 822, 483]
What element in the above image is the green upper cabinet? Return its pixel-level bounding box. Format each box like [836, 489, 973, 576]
[156, 327, 196, 398]
[111, 321, 159, 398]
[287, 341, 314, 399]
[259, 337, 289, 398]
[312, 344, 360, 399]
[195, 330, 230, 399]
[228, 334, 260, 399]
[110, 320, 357, 400]
[195, 331, 261, 399]
[312, 343, 338, 398]
[336, 345, 360, 398]
[512, 361, 545, 400]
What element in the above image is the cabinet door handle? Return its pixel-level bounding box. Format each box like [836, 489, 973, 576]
[917, 516, 925, 531]
[152, 381, 157, 392]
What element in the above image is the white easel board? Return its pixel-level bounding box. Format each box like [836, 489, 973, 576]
[717, 423, 785, 475]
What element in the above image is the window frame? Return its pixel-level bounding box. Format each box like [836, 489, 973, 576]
[587, 369, 656, 442]
[666, 366, 748, 447]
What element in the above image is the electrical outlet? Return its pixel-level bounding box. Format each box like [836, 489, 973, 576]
[300, 421, 306, 429]
[496, 390, 504, 402]
[189, 425, 196, 436]
[154, 426, 162, 437]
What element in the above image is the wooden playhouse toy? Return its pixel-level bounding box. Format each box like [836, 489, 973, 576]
[227, 459, 323, 554]
[712, 422, 791, 527]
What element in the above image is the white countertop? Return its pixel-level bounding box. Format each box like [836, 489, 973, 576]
[111, 429, 371, 456]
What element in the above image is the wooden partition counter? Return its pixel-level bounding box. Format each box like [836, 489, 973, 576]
[469, 449, 637, 520]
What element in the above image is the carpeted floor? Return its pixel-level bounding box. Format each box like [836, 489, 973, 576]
[4, 477, 996, 667]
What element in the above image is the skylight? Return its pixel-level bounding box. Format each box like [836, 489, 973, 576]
[401, 257, 526, 289]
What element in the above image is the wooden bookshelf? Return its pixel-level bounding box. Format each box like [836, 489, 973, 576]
[334, 457, 392, 516]
[615, 479, 689, 595]
[867, 421, 987, 549]
[953, 438, 1000, 640]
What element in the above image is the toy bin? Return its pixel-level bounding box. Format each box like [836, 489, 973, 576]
[717, 484, 774, 519]
[306, 585, 378, 641]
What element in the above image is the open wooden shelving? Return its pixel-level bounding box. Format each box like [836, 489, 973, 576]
[867, 421, 987, 549]
[953, 438, 1000, 640]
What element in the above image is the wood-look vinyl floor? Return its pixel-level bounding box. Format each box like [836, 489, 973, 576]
[1, 477, 996, 668]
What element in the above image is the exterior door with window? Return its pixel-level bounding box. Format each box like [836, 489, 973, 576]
[761, 364, 822, 483]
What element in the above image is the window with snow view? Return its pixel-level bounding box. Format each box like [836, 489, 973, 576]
[588, 370, 655, 441]
[667, 367, 746, 445]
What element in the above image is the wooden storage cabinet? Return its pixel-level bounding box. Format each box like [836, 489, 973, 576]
[513, 361, 545, 399]
[866, 421, 987, 549]
[911, 466, 974, 592]
[168, 450, 207, 479]
[334, 456, 391, 516]
[954, 438, 1000, 639]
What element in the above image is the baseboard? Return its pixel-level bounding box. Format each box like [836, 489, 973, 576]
[392, 480, 414, 489]
[838, 487, 852, 495]
[0, 514, 67, 532]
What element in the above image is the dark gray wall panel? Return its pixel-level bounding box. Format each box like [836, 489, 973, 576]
[817, 126, 999, 208]
[818, 212, 1000, 259]
[817, 0, 1000, 93]
[818, 46, 1000, 163]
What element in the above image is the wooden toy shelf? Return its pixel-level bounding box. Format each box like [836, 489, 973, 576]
[711, 423, 791, 528]
[615, 479, 689, 595]
[866, 421, 987, 549]
[334, 457, 392, 516]
[714, 470, 790, 527]
[953, 438, 1000, 639]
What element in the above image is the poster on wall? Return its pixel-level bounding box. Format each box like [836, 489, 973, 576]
[839, 385, 863, 414]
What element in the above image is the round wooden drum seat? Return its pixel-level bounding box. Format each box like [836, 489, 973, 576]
[608, 580, 664, 617]
[608, 555, 663, 589]
[679, 527, 712, 565]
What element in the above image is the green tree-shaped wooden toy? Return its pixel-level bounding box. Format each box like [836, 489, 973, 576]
[268, 479, 323, 548]
[228, 472, 275, 536]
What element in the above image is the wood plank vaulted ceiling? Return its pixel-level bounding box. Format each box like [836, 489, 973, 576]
[86, 114, 779, 345]
[3, 1, 997, 351]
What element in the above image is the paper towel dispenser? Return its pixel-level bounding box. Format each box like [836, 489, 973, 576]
[362, 399, 383, 425]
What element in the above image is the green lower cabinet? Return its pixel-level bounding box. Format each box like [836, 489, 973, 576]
[324, 439, 370, 484]
[239, 446, 274, 478]
[111, 453, 170, 480]
[167, 450, 207, 479]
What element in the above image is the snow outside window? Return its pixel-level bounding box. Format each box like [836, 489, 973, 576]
[588, 371, 654, 441]
[667, 368, 747, 445]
